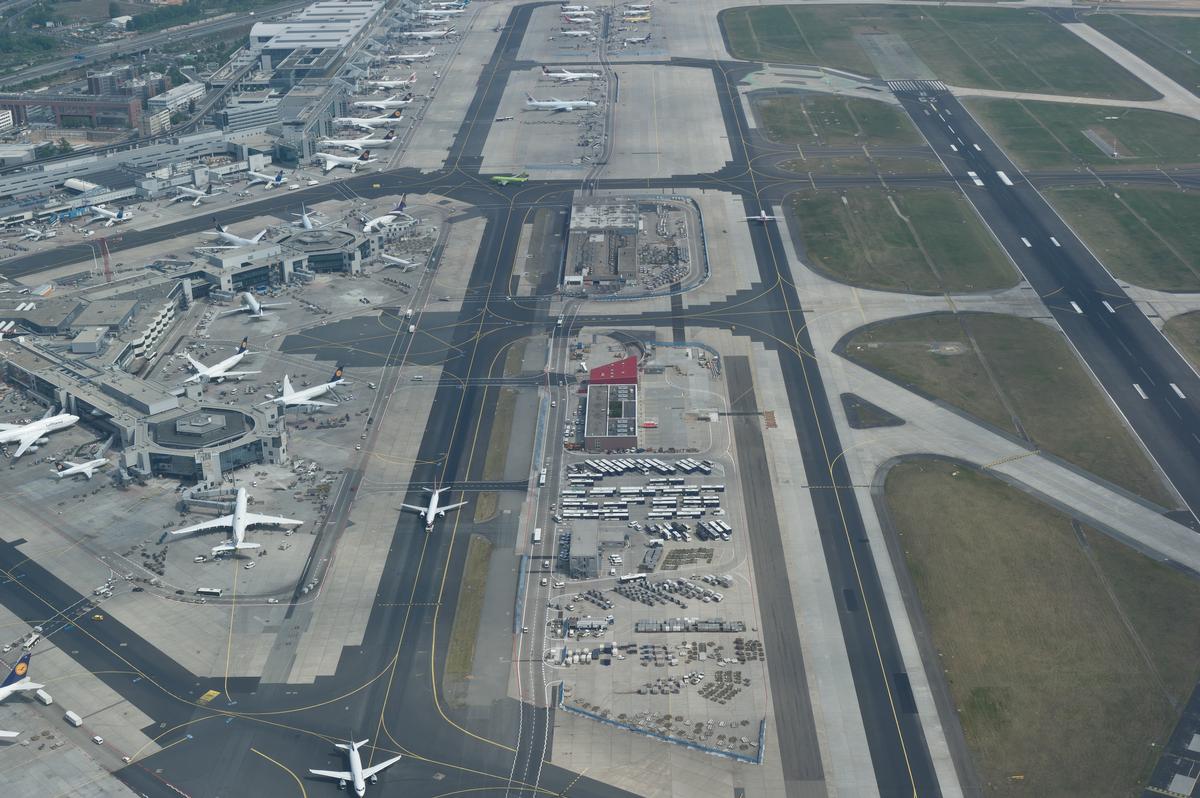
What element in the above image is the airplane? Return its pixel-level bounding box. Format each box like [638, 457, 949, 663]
[173, 184, 222, 207]
[428, 0, 465, 8]
[490, 172, 529, 186]
[367, 73, 417, 91]
[354, 92, 413, 109]
[52, 458, 109, 480]
[626, 3, 652, 10]
[542, 65, 600, 83]
[309, 739, 402, 798]
[0, 653, 42, 703]
[379, 253, 416, 269]
[401, 486, 467, 530]
[258, 366, 346, 409]
[746, 209, 778, 223]
[206, 220, 268, 248]
[402, 27, 456, 39]
[184, 337, 260, 383]
[363, 197, 409, 232]
[247, 169, 287, 189]
[321, 130, 397, 152]
[560, 3, 589, 10]
[417, 7, 463, 15]
[0, 413, 79, 458]
[22, 226, 56, 241]
[219, 291, 290, 320]
[87, 205, 131, 227]
[623, 14, 651, 22]
[560, 29, 594, 38]
[562, 14, 594, 24]
[333, 110, 406, 131]
[292, 203, 323, 230]
[388, 49, 434, 63]
[168, 487, 303, 555]
[314, 150, 378, 174]
[623, 33, 652, 45]
[525, 93, 597, 112]
[561, 6, 595, 13]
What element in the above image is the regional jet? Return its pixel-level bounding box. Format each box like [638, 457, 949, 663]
[525, 93, 597, 112]
[22, 226, 56, 241]
[354, 93, 413, 110]
[314, 150, 378, 173]
[173, 184, 222, 207]
[206, 220, 268, 247]
[333, 110, 406, 131]
[184, 337, 260, 383]
[0, 654, 42, 703]
[87, 205, 131, 227]
[623, 33, 651, 45]
[401, 486, 467, 530]
[321, 130, 396, 152]
[309, 739, 402, 798]
[52, 458, 109, 480]
[168, 487, 303, 555]
[542, 65, 600, 82]
[388, 49, 434, 63]
[247, 169, 286, 189]
[746, 209, 778, 223]
[258, 367, 346, 409]
[0, 413, 79, 458]
[402, 27, 456, 39]
[219, 291, 290, 320]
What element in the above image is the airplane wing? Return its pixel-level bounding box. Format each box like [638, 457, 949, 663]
[13, 432, 41, 458]
[0, 423, 19, 432]
[169, 515, 235, 537]
[362, 754, 404, 779]
[439, 501, 468, 514]
[400, 503, 428, 514]
[242, 513, 304, 528]
[309, 769, 354, 781]
[295, 398, 337, 407]
[9, 681, 43, 692]
[217, 306, 247, 315]
[217, 370, 262, 379]
[0, 730, 19, 739]
[322, 160, 337, 173]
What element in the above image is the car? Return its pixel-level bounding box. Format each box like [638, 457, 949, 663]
[542, 560, 550, 569]
[91, 614, 104, 621]
[132, 587, 144, 592]
[551, 401, 557, 407]
[267, 598, 279, 604]
[540, 578, 548, 586]
[355, 445, 362, 451]
[92, 736, 104, 745]
[243, 561, 256, 570]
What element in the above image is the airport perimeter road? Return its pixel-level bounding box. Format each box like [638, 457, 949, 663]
[895, 85, 1200, 517]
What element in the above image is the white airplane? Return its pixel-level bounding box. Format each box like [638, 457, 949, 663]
[428, 0, 465, 8]
[309, 739, 402, 798]
[626, 4, 652, 10]
[561, 4, 589, 10]
[562, 6, 595, 14]
[0, 413, 79, 458]
[22, 226, 56, 241]
[173, 184, 222, 207]
[220, 291, 290, 320]
[184, 337, 260, 383]
[562, 14, 593, 24]
[402, 27, 456, 39]
[624, 33, 651, 45]
[354, 93, 413, 110]
[560, 30, 594, 38]
[248, 169, 287, 189]
[388, 49, 434, 63]
[333, 110, 406, 131]
[368, 73, 418, 91]
[52, 458, 108, 480]
[746, 209, 777, 223]
[168, 487, 303, 555]
[363, 197, 409, 233]
[0, 653, 42, 704]
[322, 130, 397, 152]
[401, 486, 467, 530]
[206, 220, 268, 248]
[315, 150, 378, 174]
[542, 65, 600, 82]
[258, 366, 346, 409]
[88, 205, 131, 227]
[380, 253, 416, 269]
[525, 93, 597, 112]
[417, 7, 463, 15]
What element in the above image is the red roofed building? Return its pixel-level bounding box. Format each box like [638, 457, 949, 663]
[589, 355, 638, 386]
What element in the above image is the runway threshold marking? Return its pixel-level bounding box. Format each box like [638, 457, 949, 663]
[1134, 383, 1148, 399]
[1020, 237, 1032, 248]
[1050, 237, 1061, 247]
[949, 144, 957, 152]
[973, 143, 982, 152]
[1070, 301, 1083, 314]
[1103, 301, 1116, 313]
[996, 170, 1014, 186]
[966, 171, 984, 186]
[1171, 383, 1187, 399]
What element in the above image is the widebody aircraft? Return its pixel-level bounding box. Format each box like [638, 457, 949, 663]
[309, 739, 402, 797]
[219, 291, 290, 320]
[314, 150, 378, 173]
[354, 93, 413, 110]
[417, 7, 462, 15]
[560, 30, 593, 38]
[0, 654, 42, 703]
[363, 197, 409, 232]
[322, 130, 396, 151]
[525, 93, 597, 112]
[173, 184, 222, 207]
[542, 65, 600, 82]
[184, 337, 259, 383]
[402, 27, 456, 39]
[88, 205, 131, 226]
[333, 110, 405, 131]
[207, 220, 267, 247]
[52, 458, 109, 479]
[0, 413, 78, 458]
[168, 487, 302, 555]
[379, 253, 416, 269]
[401, 486, 467, 530]
[258, 367, 346, 409]
[247, 169, 286, 188]
[368, 73, 418, 90]
[562, 14, 593, 24]
[388, 49, 434, 63]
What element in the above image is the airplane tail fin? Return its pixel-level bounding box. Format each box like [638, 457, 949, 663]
[238, 337, 249, 354]
[384, 130, 396, 141]
[331, 365, 344, 382]
[358, 151, 372, 161]
[282, 375, 294, 395]
[1, 653, 31, 688]
[212, 217, 224, 233]
[335, 738, 370, 751]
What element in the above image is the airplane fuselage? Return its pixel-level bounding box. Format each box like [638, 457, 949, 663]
[0, 413, 78, 451]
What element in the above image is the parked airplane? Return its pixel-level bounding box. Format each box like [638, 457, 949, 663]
[220, 291, 290, 320]
[168, 487, 303, 555]
[417, 7, 463, 15]
[560, 29, 594, 38]
[363, 197, 409, 232]
[22, 226, 56, 241]
[88, 205, 131, 227]
[562, 14, 594, 24]
[401, 486, 467, 530]
[626, 4, 652, 10]
[428, 0, 465, 8]
[623, 33, 652, 45]
[292, 203, 324, 230]
[53, 458, 108, 479]
[354, 94, 412, 111]
[490, 172, 529, 185]
[173, 184, 222, 207]
[314, 150, 378, 173]
[184, 337, 260, 383]
[746, 209, 777, 223]
[542, 65, 600, 82]
[525, 93, 597, 112]
[0, 413, 78, 458]
[623, 13, 651, 22]
[247, 169, 286, 189]
[560, 4, 589, 10]
[402, 27, 456, 39]
[321, 130, 396, 152]
[368, 73, 418, 91]
[0, 653, 42, 703]
[258, 366, 346, 409]
[333, 110, 405, 131]
[561, 6, 595, 13]
[309, 739, 402, 797]
[206, 220, 268, 248]
[388, 49, 434, 63]
[379, 253, 416, 269]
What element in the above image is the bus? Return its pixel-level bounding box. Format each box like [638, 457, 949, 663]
[539, 468, 547, 487]
[532, 528, 542, 545]
[196, 587, 223, 597]
[618, 573, 648, 584]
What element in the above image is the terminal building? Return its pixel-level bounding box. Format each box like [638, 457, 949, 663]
[583, 355, 640, 452]
[563, 200, 639, 291]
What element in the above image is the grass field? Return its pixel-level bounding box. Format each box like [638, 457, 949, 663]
[1044, 186, 1200, 292]
[753, 95, 921, 147]
[781, 155, 946, 176]
[1164, 312, 1200, 372]
[788, 188, 1016, 293]
[720, 5, 1157, 99]
[844, 312, 1173, 504]
[884, 458, 1200, 796]
[442, 533, 493, 705]
[473, 386, 518, 523]
[1086, 14, 1200, 95]
[965, 99, 1200, 169]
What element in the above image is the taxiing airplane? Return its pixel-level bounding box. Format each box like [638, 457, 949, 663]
[309, 739, 402, 798]
[88, 205, 131, 227]
[746, 209, 777, 223]
[542, 65, 600, 82]
[0, 653, 42, 703]
[490, 172, 529, 186]
[248, 169, 287, 189]
[354, 93, 413, 110]
[173, 184, 222, 207]
[168, 487, 302, 555]
[314, 150, 378, 174]
[322, 130, 396, 152]
[22, 226, 56, 241]
[0, 413, 79, 458]
[207, 220, 268, 248]
[402, 27, 456, 39]
[220, 291, 290, 320]
[52, 458, 108, 480]
[333, 110, 406, 131]
[623, 33, 652, 45]
[388, 49, 434, 63]
[363, 197, 409, 232]
[417, 7, 463, 15]
[525, 93, 597, 112]
[184, 337, 260, 383]
[258, 366, 346, 409]
[401, 486, 468, 530]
